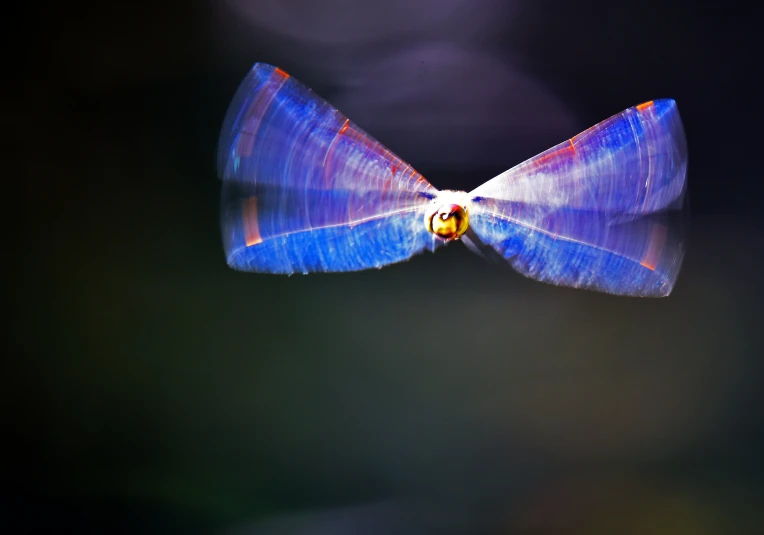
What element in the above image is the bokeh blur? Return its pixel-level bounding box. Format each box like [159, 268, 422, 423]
[7, 1, 763, 533]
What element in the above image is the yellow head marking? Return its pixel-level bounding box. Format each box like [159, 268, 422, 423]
[425, 203, 469, 241]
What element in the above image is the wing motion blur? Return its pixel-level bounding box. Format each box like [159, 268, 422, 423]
[468, 100, 688, 296]
[217, 63, 440, 274]
[218, 64, 688, 296]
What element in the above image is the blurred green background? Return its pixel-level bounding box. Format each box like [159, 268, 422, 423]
[7, 1, 763, 533]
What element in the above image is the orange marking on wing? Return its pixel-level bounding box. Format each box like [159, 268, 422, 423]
[391, 161, 400, 176]
[534, 142, 577, 167]
[639, 223, 668, 271]
[273, 67, 290, 79]
[342, 124, 358, 143]
[636, 100, 654, 112]
[339, 119, 349, 134]
[242, 197, 263, 246]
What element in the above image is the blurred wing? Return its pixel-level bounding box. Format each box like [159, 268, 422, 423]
[217, 63, 439, 274]
[468, 100, 688, 297]
[470, 99, 687, 213]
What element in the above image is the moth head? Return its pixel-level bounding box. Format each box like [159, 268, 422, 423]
[425, 202, 469, 241]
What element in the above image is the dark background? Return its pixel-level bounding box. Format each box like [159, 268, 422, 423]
[8, 1, 764, 533]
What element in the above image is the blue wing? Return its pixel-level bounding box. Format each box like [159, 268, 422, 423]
[217, 63, 440, 274]
[467, 100, 688, 297]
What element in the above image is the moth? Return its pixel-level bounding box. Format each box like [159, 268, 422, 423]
[218, 64, 688, 297]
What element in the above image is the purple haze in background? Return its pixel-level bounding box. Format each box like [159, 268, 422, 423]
[217, 0, 578, 174]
